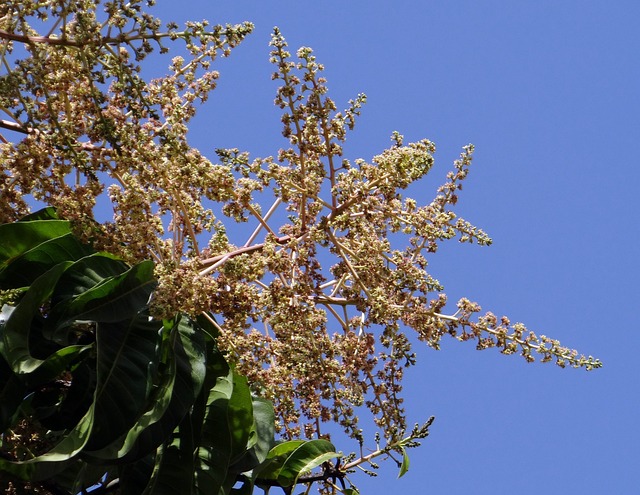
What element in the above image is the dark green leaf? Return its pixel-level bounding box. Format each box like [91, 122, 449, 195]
[118, 455, 155, 495]
[140, 425, 195, 495]
[195, 368, 254, 493]
[0, 353, 26, 431]
[258, 439, 339, 487]
[86, 316, 207, 462]
[86, 313, 162, 450]
[0, 260, 88, 382]
[50, 259, 155, 331]
[229, 397, 276, 473]
[0, 220, 71, 271]
[0, 402, 96, 481]
[48, 252, 128, 309]
[0, 233, 94, 289]
[39, 361, 95, 431]
[18, 207, 60, 222]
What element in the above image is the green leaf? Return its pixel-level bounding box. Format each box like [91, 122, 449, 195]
[135, 334, 228, 494]
[47, 460, 112, 495]
[256, 440, 306, 482]
[257, 439, 340, 487]
[0, 401, 96, 481]
[118, 455, 155, 495]
[266, 440, 307, 460]
[229, 397, 276, 474]
[48, 252, 128, 307]
[18, 207, 60, 222]
[227, 374, 255, 462]
[276, 439, 340, 486]
[0, 260, 89, 381]
[86, 316, 207, 462]
[140, 425, 196, 495]
[0, 353, 26, 431]
[194, 368, 255, 493]
[86, 312, 162, 450]
[398, 446, 410, 478]
[0, 232, 94, 290]
[49, 258, 155, 331]
[38, 360, 95, 432]
[0, 219, 72, 271]
[194, 370, 235, 492]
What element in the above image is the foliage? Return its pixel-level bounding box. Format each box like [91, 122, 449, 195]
[0, 210, 345, 494]
[0, 1, 600, 493]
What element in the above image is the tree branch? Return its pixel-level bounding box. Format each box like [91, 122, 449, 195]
[0, 118, 29, 134]
[0, 28, 172, 48]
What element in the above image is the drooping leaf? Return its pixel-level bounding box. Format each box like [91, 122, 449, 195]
[86, 312, 162, 451]
[132, 326, 223, 495]
[193, 370, 235, 493]
[118, 455, 155, 495]
[0, 260, 91, 383]
[398, 446, 410, 478]
[140, 423, 196, 495]
[38, 360, 96, 432]
[0, 214, 280, 494]
[86, 315, 208, 463]
[227, 397, 277, 495]
[0, 353, 26, 431]
[227, 374, 255, 462]
[230, 396, 276, 474]
[0, 401, 97, 481]
[194, 368, 255, 494]
[46, 459, 111, 495]
[48, 252, 129, 309]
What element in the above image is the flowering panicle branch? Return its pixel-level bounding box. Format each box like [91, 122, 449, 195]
[0, 2, 601, 489]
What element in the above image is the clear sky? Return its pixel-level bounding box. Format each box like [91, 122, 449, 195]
[141, 1, 637, 493]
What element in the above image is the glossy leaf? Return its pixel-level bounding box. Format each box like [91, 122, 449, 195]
[259, 439, 340, 487]
[194, 369, 255, 493]
[38, 361, 95, 432]
[0, 232, 94, 289]
[0, 260, 81, 377]
[141, 429, 196, 495]
[194, 370, 236, 492]
[86, 316, 207, 462]
[49, 258, 155, 331]
[256, 440, 306, 481]
[230, 397, 276, 474]
[0, 213, 284, 494]
[0, 220, 72, 271]
[48, 252, 129, 309]
[86, 312, 162, 450]
[118, 455, 155, 495]
[17, 207, 60, 222]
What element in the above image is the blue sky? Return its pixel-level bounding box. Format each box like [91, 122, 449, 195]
[145, 1, 637, 493]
